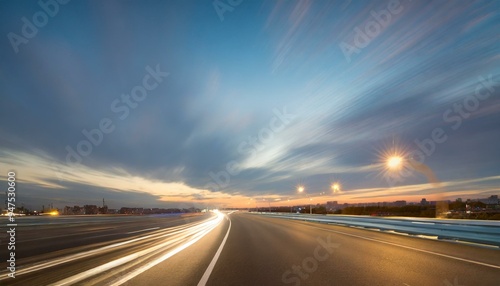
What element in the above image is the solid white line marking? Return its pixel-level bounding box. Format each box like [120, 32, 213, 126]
[197, 215, 232, 286]
[127, 227, 159, 234]
[308, 225, 500, 270]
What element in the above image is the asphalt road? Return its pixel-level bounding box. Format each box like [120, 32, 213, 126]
[0, 213, 216, 285]
[0, 213, 212, 259]
[204, 213, 500, 286]
[1, 212, 499, 285]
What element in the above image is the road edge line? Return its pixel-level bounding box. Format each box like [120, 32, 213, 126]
[197, 215, 232, 286]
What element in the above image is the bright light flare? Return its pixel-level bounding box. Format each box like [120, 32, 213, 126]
[297, 186, 305, 193]
[49, 210, 59, 216]
[375, 139, 412, 184]
[387, 156, 403, 169]
[331, 183, 341, 193]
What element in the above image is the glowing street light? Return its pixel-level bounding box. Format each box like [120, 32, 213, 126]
[376, 140, 446, 217]
[297, 185, 311, 214]
[376, 139, 408, 179]
[331, 182, 341, 193]
[387, 156, 403, 170]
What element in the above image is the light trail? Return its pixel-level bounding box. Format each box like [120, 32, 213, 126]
[109, 212, 225, 285]
[3, 219, 204, 278]
[49, 212, 225, 285]
[0, 213, 224, 283]
[127, 227, 160, 234]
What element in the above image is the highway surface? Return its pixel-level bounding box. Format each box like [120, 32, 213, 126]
[1, 212, 499, 285]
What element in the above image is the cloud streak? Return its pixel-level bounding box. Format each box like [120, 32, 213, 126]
[0, 0, 499, 208]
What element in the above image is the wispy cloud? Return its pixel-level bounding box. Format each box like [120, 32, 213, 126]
[0, 0, 498, 208]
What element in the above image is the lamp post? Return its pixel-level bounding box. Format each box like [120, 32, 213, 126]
[384, 153, 445, 217]
[297, 185, 312, 214]
[261, 198, 271, 213]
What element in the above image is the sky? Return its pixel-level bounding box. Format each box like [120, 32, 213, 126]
[1, 0, 499, 210]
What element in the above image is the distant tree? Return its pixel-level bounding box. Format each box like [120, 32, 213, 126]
[314, 206, 327, 214]
[449, 200, 466, 211]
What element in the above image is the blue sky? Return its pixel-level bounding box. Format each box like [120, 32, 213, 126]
[1, 0, 499, 209]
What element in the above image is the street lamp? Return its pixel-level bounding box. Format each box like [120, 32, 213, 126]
[331, 182, 341, 193]
[247, 198, 254, 212]
[387, 156, 403, 170]
[297, 185, 312, 214]
[379, 143, 445, 217]
[383, 152, 439, 185]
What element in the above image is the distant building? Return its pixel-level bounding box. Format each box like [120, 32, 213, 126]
[119, 207, 144, 215]
[420, 198, 429, 206]
[84, 205, 98, 215]
[99, 198, 108, 214]
[98, 205, 108, 214]
[393, 200, 407, 207]
[63, 205, 85, 215]
[481, 195, 499, 205]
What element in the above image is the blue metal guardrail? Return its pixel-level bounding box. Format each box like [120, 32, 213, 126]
[256, 213, 500, 247]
